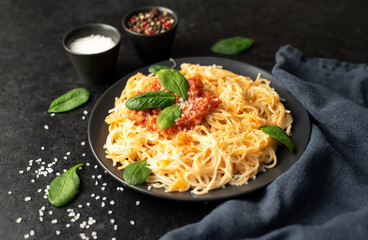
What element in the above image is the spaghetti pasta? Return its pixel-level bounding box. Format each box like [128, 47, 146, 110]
[105, 64, 293, 195]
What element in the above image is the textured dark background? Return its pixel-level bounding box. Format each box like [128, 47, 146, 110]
[1, 0, 367, 239]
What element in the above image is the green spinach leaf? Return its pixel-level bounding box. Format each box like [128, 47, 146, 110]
[123, 160, 151, 185]
[148, 65, 171, 74]
[211, 37, 254, 55]
[125, 91, 176, 110]
[157, 106, 182, 129]
[48, 88, 90, 113]
[157, 69, 189, 101]
[48, 163, 84, 207]
[260, 126, 294, 152]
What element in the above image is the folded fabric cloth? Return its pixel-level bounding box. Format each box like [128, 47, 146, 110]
[161, 45, 368, 240]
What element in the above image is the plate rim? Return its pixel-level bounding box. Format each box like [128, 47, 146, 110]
[88, 56, 311, 202]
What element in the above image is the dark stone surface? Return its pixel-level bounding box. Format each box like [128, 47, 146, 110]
[0, 0, 367, 239]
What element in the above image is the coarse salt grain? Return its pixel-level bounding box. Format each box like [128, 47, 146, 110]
[51, 219, 57, 224]
[81, 141, 85, 146]
[69, 34, 115, 54]
[24, 233, 29, 239]
[30, 230, 35, 236]
[83, 110, 88, 115]
[8, 191, 12, 194]
[44, 125, 49, 129]
[130, 220, 135, 225]
[108, 210, 112, 214]
[24, 197, 31, 202]
[56, 231, 60, 235]
[16, 218, 22, 223]
[82, 116, 86, 120]
[110, 200, 115, 205]
[136, 201, 140, 206]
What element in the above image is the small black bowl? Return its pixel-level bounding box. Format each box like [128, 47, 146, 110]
[122, 6, 179, 64]
[63, 23, 121, 84]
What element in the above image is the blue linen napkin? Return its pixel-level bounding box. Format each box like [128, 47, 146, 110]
[161, 45, 368, 240]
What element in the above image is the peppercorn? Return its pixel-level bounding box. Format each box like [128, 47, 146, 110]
[126, 8, 175, 35]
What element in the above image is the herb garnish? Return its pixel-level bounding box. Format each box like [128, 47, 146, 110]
[148, 65, 171, 74]
[48, 163, 83, 207]
[123, 160, 151, 185]
[125, 67, 188, 129]
[157, 69, 189, 101]
[211, 37, 254, 55]
[157, 106, 182, 129]
[48, 88, 90, 113]
[125, 91, 176, 110]
[260, 126, 294, 152]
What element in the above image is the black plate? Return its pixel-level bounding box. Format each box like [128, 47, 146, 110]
[88, 57, 311, 201]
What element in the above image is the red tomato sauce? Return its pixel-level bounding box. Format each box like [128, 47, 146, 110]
[126, 76, 220, 138]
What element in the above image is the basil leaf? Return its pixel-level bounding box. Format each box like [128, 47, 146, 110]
[48, 163, 84, 207]
[148, 65, 171, 74]
[123, 160, 151, 185]
[48, 88, 90, 113]
[125, 91, 176, 110]
[157, 106, 182, 129]
[157, 69, 189, 101]
[260, 126, 294, 152]
[211, 37, 254, 55]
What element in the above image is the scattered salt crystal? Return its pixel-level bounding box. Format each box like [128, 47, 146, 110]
[101, 187, 105, 191]
[94, 165, 98, 169]
[41, 146, 45, 150]
[44, 125, 49, 130]
[50, 113, 55, 117]
[78, 205, 83, 208]
[130, 220, 135, 225]
[39, 217, 43, 222]
[101, 202, 105, 207]
[95, 196, 100, 200]
[66, 223, 70, 228]
[26, 166, 31, 171]
[86, 202, 90, 207]
[108, 210, 112, 214]
[49, 211, 53, 215]
[86, 162, 89, 166]
[69, 34, 115, 54]
[114, 224, 117, 230]
[24, 233, 29, 239]
[24, 197, 31, 202]
[83, 110, 88, 115]
[82, 116, 86, 120]
[19, 170, 24, 174]
[83, 153, 86, 157]
[81, 141, 85, 146]
[30, 230, 35, 236]
[112, 237, 116, 240]
[51, 219, 57, 224]
[110, 219, 115, 224]
[41, 206, 45, 211]
[92, 175, 95, 179]
[31, 179, 35, 183]
[109, 200, 115, 205]
[16, 218, 22, 223]
[8, 191, 12, 194]
[63, 156, 67, 160]
[56, 231, 60, 235]
[136, 201, 140, 206]
[37, 189, 41, 192]
[97, 175, 102, 179]
[95, 181, 98, 186]
[91, 193, 95, 197]
[102, 183, 107, 186]
[102, 197, 106, 201]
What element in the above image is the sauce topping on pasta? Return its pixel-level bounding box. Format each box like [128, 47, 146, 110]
[126, 76, 219, 138]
